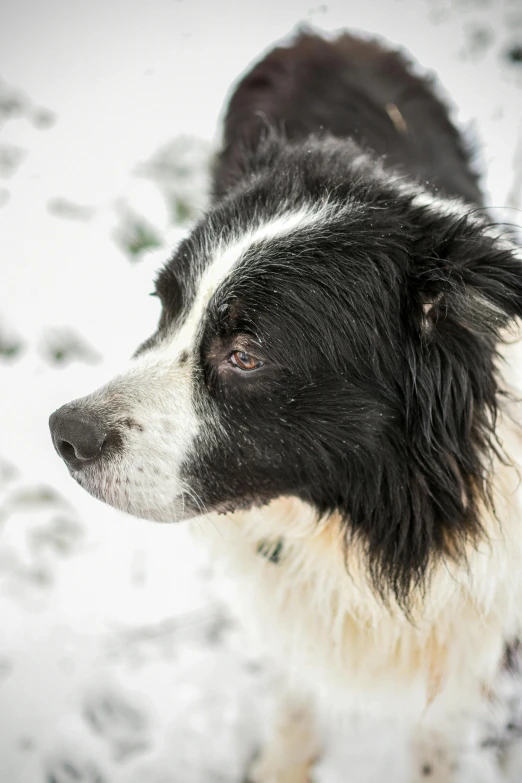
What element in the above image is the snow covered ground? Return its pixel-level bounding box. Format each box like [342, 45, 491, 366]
[1, 0, 522, 781]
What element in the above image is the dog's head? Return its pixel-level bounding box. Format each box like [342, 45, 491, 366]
[49, 137, 522, 604]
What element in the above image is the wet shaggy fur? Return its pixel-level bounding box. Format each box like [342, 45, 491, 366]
[49, 29, 522, 780]
[188, 32, 522, 609]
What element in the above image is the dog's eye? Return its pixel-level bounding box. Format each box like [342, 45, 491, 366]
[230, 350, 263, 371]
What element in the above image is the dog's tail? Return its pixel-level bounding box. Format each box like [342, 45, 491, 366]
[213, 31, 481, 205]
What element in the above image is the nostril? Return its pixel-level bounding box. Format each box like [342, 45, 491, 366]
[58, 439, 76, 461]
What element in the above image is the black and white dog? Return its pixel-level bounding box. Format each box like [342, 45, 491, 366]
[50, 32, 522, 781]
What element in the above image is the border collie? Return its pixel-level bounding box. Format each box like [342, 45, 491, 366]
[49, 32, 522, 781]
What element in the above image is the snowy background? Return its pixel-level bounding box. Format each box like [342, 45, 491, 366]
[1, 0, 522, 781]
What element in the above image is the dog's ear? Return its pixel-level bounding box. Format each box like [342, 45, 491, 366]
[380, 213, 522, 604]
[409, 211, 522, 339]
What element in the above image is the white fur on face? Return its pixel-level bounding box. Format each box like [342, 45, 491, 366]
[74, 350, 200, 522]
[70, 203, 336, 522]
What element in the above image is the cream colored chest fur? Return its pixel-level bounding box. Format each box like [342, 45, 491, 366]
[195, 343, 522, 715]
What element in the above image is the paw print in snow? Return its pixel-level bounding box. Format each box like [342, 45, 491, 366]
[83, 690, 151, 761]
[46, 756, 106, 783]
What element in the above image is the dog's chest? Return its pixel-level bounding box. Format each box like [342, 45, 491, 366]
[194, 496, 517, 707]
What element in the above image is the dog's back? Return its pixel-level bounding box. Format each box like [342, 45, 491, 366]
[214, 32, 482, 206]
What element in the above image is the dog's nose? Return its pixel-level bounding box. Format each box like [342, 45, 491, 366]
[49, 405, 107, 468]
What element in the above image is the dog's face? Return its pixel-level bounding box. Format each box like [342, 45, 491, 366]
[50, 192, 368, 523]
[49, 139, 522, 603]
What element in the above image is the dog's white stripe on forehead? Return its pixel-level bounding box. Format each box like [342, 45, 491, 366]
[156, 203, 335, 359]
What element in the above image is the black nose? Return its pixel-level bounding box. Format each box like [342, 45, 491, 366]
[49, 405, 107, 469]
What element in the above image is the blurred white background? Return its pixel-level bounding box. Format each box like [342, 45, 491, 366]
[1, 1, 522, 781]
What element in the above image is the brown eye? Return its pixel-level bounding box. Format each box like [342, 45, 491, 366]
[230, 350, 262, 371]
